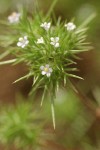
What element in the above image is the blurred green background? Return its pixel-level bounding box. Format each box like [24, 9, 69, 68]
[0, 0, 100, 150]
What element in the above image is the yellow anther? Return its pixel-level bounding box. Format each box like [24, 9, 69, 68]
[44, 67, 49, 72]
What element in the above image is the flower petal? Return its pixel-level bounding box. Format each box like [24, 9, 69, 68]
[42, 71, 46, 75]
[17, 42, 22, 47]
[55, 43, 59, 48]
[50, 37, 54, 41]
[50, 42, 54, 45]
[40, 66, 44, 70]
[55, 37, 59, 42]
[49, 68, 53, 72]
[37, 37, 44, 44]
[19, 38, 23, 41]
[24, 36, 28, 40]
[46, 73, 51, 77]
[65, 24, 67, 27]
[45, 64, 49, 68]
[21, 44, 26, 48]
[25, 40, 29, 45]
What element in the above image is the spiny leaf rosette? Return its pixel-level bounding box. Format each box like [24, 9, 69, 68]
[0, 102, 46, 149]
[0, 10, 93, 128]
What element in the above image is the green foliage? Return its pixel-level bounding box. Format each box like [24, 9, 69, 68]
[0, 102, 46, 150]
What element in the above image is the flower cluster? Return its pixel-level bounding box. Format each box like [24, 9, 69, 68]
[0, 11, 91, 98]
[16, 20, 77, 78]
[0, 9, 93, 129]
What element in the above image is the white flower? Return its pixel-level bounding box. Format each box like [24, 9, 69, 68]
[37, 37, 44, 44]
[65, 22, 76, 31]
[40, 64, 53, 77]
[17, 36, 29, 48]
[8, 12, 20, 23]
[40, 22, 51, 31]
[50, 37, 60, 48]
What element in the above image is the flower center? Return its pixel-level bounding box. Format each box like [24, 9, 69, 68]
[12, 12, 17, 17]
[44, 67, 49, 72]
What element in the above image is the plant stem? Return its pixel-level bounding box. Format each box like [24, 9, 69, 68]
[0, 59, 17, 65]
[70, 79, 96, 115]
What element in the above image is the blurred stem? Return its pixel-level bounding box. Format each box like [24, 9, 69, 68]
[50, 87, 56, 129]
[78, 13, 96, 29]
[45, 0, 58, 19]
[0, 59, 16, 65]
[0, 51, 11, 60]
[41, 85, 47, 106]
[51, 101, 56, 129]
[70, 79, 96, 115]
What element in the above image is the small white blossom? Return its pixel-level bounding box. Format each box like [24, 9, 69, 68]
[17, 36, 29, 48]
[40, 22, 51, 31]
[37, 37, 44, 44]
[40, 64, 53, 77]
[50, 37, 60, 48]
[8, 12, 20, 24]
[65, 22, 76, 31]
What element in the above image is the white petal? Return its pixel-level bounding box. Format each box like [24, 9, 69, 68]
[42, 71, 46, 75]
[68, 22, 74, 26]
[72, 25, 76, 29]
[48, 22, 51, 26]
[14, 18, 19, 22]
[40, 66, 44, 70]
[37, 37, 44, 44]
[40, 22, 46, 28]
[17, 42, 22, 47]
[40, 24, 43, 27]
[65, 24, 67, 27]
[8, 17, 13, 23]
[49, 68, 53, 72]
[55, 37, 59, 42]
[41, 37, 44, 42]
[45, 27, 49, 31]
[50, 37, 54, 41]
[8, 16, 12, 22]
[21, 44, 26, 48]
[37, 41, 39, 44]
[24, 36, 28, 40]
[19, 38, 23, 41]
[55, 43, 59, 47]
[50, 42, 54, 45]
[45, 64, 49, 68]
[47, 23, 51, 28]
[46, 73, 51, 77]
[25, 40, 29, 45]
[17, 13, 20, 17]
